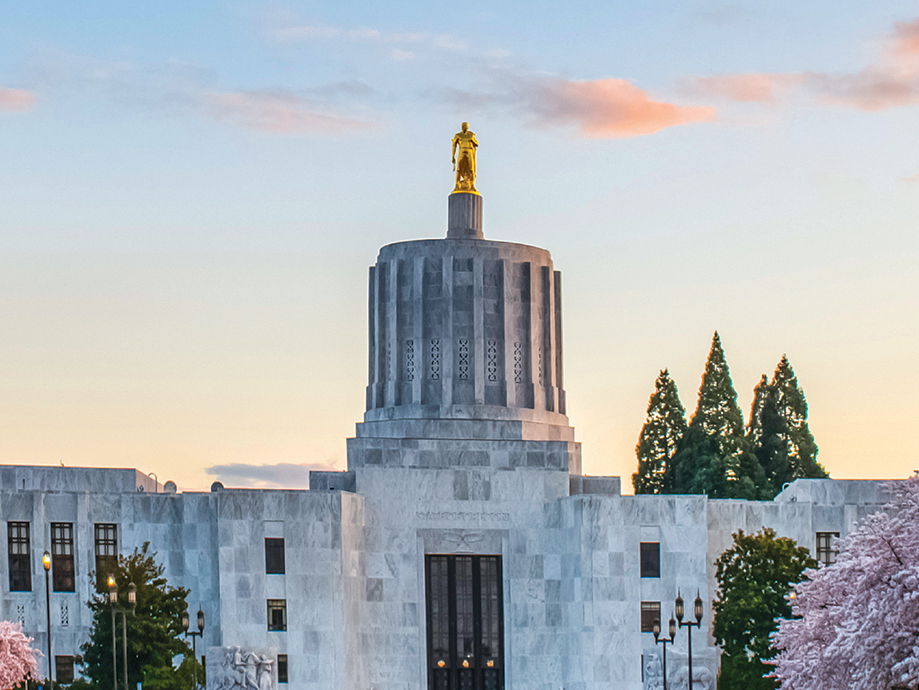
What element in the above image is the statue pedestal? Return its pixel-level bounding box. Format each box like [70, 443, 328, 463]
[447, 192, 483, 239]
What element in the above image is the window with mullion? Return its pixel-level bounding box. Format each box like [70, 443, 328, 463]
[7, 522, 32, 592]
[51, 523, 75, 592]
[94, 524, 117, 592]
[265, 538, 285, 574]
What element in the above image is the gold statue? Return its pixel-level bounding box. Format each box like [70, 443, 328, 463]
[451, 122, 479, 194]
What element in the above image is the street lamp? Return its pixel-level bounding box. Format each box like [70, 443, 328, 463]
[652, 615, 676, 690]
[182, 607, 205, 690]
[108, 576, 118, 690]
[108, 577, 137, 690]
[42, 551, 53, 690]
[675, 591, 704, 689]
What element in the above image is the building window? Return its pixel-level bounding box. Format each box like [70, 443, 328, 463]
[8, 522, 32, 592]
[640, 542, 661, 578]
[277, 654, 288, 683]
[265, 538, 285, 575]
[51, 523, 76, 592]
[816, 532, 840, 566]
[94, 524, 118, 592]
[640, 601, 661, 633]
[55, 656, 75, 684]
[267, 599, 287, 631]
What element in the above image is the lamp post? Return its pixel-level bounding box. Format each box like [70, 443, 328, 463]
[675, 591, 704, 690]
[182, 608, 205, 690]
[108, 576, 118, 690]
[652, 615, 676, 690]
[108, 577, 137, 690]
[42, 551, 53, 690]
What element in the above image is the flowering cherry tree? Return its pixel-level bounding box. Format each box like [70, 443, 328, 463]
[772, 475, 919, 689]
[0, 620, 40, 690]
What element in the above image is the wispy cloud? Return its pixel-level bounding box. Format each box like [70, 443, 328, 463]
[530, 78, 715, 138]
[685, 73, 800, 103]
[205, 89, 374, 133]
[892, 18, 919, 56]
[446, 75, 714, 139]
[206, 461, 341, 489]
[688, 16, 919, 112]
[270, 22, 498, 60]
[0, 87, 36, 111]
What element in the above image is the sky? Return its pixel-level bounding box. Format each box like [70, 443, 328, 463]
[1, 1, 918, 491]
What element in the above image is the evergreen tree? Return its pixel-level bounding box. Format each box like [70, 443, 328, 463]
[80, 543, 202, 689]
[747, 357, 827, 497]
[632, 370, 687, 494]
[714, 528, 816, 689]
[771, 355, 826, 482]
[671, 332, 767, 498]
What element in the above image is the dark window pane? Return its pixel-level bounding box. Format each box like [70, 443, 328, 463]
[641, 601, 661, 633]
[277, 654, 288, 683]
[816, 532, 840, 566]
[52, 523, 76, 592]
[94, 524, 118, 592]
[8, 522, 32, 592]
[267, 599, 287, 631]
[55, 656, 75, 684]
[265, 538, 285, 574]
[640, 542, 661, 578]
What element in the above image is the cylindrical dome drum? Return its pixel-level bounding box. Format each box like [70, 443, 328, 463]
[364, 238, 568, 430]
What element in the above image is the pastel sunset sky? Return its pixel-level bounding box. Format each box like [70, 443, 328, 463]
[2, 2, 918, 490]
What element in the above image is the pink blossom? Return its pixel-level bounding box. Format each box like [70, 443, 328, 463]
[772, 475, 919, 688]
[0, 621, 40, 690]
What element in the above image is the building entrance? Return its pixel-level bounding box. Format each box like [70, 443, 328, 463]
[425, 555, 505, 690]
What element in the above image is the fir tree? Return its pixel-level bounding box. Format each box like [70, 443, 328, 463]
[747, 356, 827, 497]
[671, 332, 767, 499]
[632, 370, 687, 494]
[771, 355, 826, 482]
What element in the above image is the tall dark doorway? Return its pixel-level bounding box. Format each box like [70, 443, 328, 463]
[425, 555, 505, 690]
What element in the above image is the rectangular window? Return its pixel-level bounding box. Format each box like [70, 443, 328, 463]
[55, 656, 75, 684]
[267, 599, 287, 631]
[51, 523, 76, 592]
[94, 524, 118, 592]
[816, 532, 840, 566]
[640, 601, 661, 633]
[640, 542, 661, 578]
[277, 654, 288, 683]
[8, 521, 32, 592]
[265, 538, 285, 575]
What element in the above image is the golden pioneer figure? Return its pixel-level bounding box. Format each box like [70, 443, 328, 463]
[451, 122, 479, 193]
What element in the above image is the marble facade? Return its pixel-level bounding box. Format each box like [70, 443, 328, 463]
[0, 192, 898, 688]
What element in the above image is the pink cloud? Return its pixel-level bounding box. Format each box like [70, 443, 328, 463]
[892, 18, 919, 56]
[903, 172, 919, 183]
[530, 78, 715, 138]
[808, 67, 919, 110]
[205, 90, 372, 134]
[687, 73, 800, 103]
[0, 87, 36, 112]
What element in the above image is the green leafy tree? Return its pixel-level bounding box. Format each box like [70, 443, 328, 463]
[747, 357, 827, 496]
[671, 332, 767, 498]
[79, 543, 202, 689]
[632, 369, 687, 494]
[713, 528, 816, 689]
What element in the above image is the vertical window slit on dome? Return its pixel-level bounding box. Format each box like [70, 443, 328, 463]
[431, 339, 441, 380]
[405, 339, 415, 381]
[457, 339, 470, 380]
[486, 340, 498, 382]
[513, 342, 523, 383]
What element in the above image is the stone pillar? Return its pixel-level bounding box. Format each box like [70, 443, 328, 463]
[447, 192, 483, 239]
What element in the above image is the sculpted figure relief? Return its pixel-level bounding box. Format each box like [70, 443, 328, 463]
[213, 647, 275, 690]
[451, 121, 478, 193]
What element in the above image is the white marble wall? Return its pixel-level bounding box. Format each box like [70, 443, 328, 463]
[0, 467, 896, 689]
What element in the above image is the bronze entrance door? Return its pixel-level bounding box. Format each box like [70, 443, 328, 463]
[425, 555, 505, 690]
